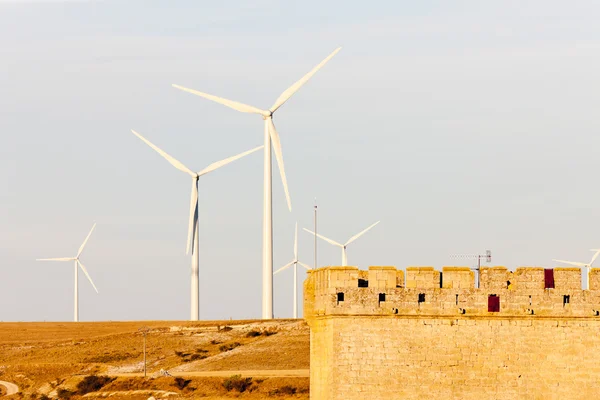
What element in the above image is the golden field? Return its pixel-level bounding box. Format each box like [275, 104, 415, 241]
[0, 320, 309, 399]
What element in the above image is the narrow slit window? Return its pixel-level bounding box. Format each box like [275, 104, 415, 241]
[358, 279, 369, 288]
[455, 294, 459, 305]
[488, 294, 500, 312]
[418, 293, 426, 303]
[529, 295, 532, 306]
[337, 292, 344, 304]
[563, 295, 570, 306]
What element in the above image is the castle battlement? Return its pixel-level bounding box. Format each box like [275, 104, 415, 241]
[304, 266, 600, 318]
[305, 266, 600, 399]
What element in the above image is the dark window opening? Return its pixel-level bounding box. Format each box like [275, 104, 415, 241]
[378, 293, 386, 303]
[455, 294, 459, 305]
[439, 272, 443, 288]
[488, 294, 500, 312]
[544, 269, 555, 289]
[358, 279, 369, 288]
[337, 292, 344, 304]
[529, 295, 532, 306]
[563, 295, 570, 306]
[418, 293, 426, 303]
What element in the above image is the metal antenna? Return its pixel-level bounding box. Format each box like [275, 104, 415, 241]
[138, 326, 150, 377]
[449, 250, 492, 288]
[314, 198, 318, 269]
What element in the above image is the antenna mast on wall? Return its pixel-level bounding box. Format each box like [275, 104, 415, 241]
[449, 250, 492, 288]
[314, 198, 318, 270]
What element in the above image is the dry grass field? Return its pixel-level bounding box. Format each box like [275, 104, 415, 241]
[0, 320, 309, 399]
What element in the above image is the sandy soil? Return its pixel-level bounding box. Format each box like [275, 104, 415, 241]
[0, 320, 309, 399]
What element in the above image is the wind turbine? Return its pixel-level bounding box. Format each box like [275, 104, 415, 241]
[172, 47, 341, 319]
[274, 223, 311, 319]
[553, 249, 600, 290]
[304, 221, 380, 266]
[37, 223, 98, 322]
[131, 129, 263, 321]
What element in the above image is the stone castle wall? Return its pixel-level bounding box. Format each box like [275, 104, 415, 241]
[304, 266, 600, 400]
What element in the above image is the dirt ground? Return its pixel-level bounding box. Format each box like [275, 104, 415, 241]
[0, 320, 309, 399]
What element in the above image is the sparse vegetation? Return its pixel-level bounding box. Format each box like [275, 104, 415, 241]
[56, 388, 73, 400]
[246, 329, 278, 337]
[172, 377, 192, 390]
[0, 320, 309, 399]
[223, 375, 253, 392]
[76, 375, 115, 395]
[270, 385, 298, 395]
[219, 342, 241, 352]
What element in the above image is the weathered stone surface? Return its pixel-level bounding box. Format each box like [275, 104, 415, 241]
[305, 266, 600, 400]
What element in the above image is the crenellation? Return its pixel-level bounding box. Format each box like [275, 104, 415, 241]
[406, 267, 440, 289]
[554, 267, 582, 290]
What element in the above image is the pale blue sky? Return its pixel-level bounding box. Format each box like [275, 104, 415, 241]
[1, 1, 600, 321]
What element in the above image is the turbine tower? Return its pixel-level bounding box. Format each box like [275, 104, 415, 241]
[37, 222, 99, 322]
[304, 221, 380, 266]
[131, 129, 262, 320]
[172, 47, 341, 319]
[553, 249, 600, 290]
[274, 223, 311, 319]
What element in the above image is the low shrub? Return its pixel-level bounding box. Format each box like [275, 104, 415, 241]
[172, 377, 192, 390]
[76, 375, 115, 395]
[270, 385, 297, 395]
[210, 340, 221, 345]
[189, 353, 207, 361]
[56, 389, 73, 400]
[223, 375, 253, 392]
[219, 342, 241, 352]
[246, 330, 261, 337]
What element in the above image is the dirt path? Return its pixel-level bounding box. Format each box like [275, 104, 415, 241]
[110, 369, 309, 378]
[0, 381, 19, 396]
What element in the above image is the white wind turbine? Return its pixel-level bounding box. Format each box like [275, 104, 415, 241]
[37, 223, 98, 322]
[274, 223, 311, 319]
[304, 221, 380, 267]
[553, 249, 600, 290]
[172, 47, 341, 319]
[131, 129, 263, 321]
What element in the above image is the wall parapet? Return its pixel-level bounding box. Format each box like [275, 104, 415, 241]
[304, 266, 600, 319]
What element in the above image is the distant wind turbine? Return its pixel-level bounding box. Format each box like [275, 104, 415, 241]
[274, 223, 311, 319]
[37, 223, 98, 322]
[553, 249, 600, 290]
[131, 129, 262, 321]
[172, 47, 341, 319]
[304, 221, 380, 266]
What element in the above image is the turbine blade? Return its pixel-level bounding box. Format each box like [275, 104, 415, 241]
[36, 257, 74, 261]
[552, 259, 587, 267]
[268, 119, 291, 211]
[131, 130, 195, 176]
[186, 179, 199, 255]
[77, 222, 97, 258]
[345, 221, 380, 246]
[303, 228, 343, 247]
[77, 260, 99, 294]
[197, 145, 263, 176]
[294, 222, 298, 260]
[591, 250, 600, 265]
[298, 261, 312, 270]
[274, 261, 294, 275]
[172, 84, 266, 115]
[270, 47, 342, 113]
